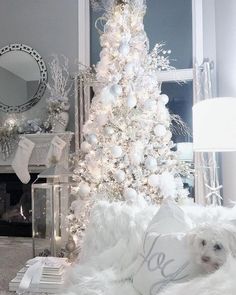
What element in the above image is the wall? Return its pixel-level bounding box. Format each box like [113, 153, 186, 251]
[202, 0, 217, 96]
[214, 0, 236, 206]
[0, 0, 78, 131]
[0, 67, 27, 106]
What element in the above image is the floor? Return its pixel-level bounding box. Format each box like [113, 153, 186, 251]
[0, 237, 32, 294]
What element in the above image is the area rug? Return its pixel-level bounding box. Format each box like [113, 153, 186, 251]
[0, 237, 32, 294]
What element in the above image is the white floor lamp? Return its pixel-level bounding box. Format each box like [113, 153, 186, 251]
[193, 97, 236, 205]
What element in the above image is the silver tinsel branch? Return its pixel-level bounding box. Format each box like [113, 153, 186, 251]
[170, 114, 191, 137]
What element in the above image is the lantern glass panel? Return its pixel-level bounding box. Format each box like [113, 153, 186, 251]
[32, 176, 73, 257]
[32, 184, 53, 257]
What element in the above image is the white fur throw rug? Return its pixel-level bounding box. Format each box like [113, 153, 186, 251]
[65, 200, 236, 295]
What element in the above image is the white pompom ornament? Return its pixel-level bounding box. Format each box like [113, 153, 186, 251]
[78, 183, 91, 198]
[127, 94, 137, 109]
[114, 170, 126, 183]
[160, 94, 169, 105]
[110, 84, 122, 97]
[148, 174, 160, 187]
[87, 134, 98, 145]
[104, 126, 114, 136]
[154, 124, 167, 137]
[124, 188, 138, 202]
[81, 141, 91, 153]
[145, 156, 157, 171]
[111, 146, 123, 158]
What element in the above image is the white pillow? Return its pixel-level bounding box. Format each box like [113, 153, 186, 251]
[148, 200, 193, 234]
[133, 231, 194, 295]
[132, 201, 195, 295]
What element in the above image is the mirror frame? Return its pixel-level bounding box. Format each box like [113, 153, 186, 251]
[0, 43, 47, 113]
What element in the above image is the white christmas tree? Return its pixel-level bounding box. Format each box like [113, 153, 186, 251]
[73, 0, 189, 206]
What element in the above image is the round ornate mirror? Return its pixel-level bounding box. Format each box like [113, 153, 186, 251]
[0, 44, 47, 113]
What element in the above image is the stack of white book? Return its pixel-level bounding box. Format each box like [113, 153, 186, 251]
[9, 257, 71, 294]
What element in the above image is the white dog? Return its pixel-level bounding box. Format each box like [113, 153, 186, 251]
[188, 222, 236, 273]
[159, 223, 236, 295]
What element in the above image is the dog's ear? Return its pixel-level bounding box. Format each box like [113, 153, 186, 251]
[187, 230, 198, 248]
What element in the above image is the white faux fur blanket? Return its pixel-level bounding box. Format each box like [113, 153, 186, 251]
[65, 200, 236, 295]
[159, 255, 236, 295]
[66, 198, 156, 295]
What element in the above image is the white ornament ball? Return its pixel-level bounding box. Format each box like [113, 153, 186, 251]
[111, 146, 123, 158]
[127, 94, 137, 109]
[81, 141, 91, 153]
[148, 174, 160, 187]
[154, 124, 167, 137]
[160, 94, 169, 105]
[78, 183, 91, 198]
[119, 42, 130, 55]
[114, 170, 126, 183]
[104, 126, 114, 136]
[87, 134, 98, 145]
[96, 114, 108, 126]
[145, 156, 157, 171]
[110, 84, 122, 97]
[124, 188, 138, 201]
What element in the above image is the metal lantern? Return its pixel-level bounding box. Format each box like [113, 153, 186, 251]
[32, 165, 74, 257]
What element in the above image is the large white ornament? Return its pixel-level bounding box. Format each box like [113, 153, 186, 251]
[124, 62, 134, 76]
[110, 84, 122, 97]
[111, 146, 123, 158]
[114, 170, 126, 183]
[78, 182, 91, 199]
[160, 94, 169, 105]
[87, 134, 98, 145]
[100, 86, 116, 105]
[81, 141, 91, 153]
[148, 174, 160, 187]
[124, 188, 138, 201]
[154, 124, 167, 137]
[104, 126, 114, 136]
[127, 94, 137, 109]
[145, 156, 157, 171]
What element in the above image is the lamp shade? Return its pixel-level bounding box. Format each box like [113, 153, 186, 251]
[193, 97, 236, 152]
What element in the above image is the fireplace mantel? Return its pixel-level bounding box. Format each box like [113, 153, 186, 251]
[0, 132, 74, 173]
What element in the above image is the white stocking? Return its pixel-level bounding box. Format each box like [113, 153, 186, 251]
[46, 136, 67, 167]
[12, 137, 35, 184]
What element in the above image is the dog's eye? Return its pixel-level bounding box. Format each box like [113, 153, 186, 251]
[201, 240, 206, 246]
[214, 244, 222, 251]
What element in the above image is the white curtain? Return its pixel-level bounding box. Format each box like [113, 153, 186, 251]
[193, 60, 221, 205]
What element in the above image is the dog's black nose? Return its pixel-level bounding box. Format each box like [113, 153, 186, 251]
[202, 256, 210, 263]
